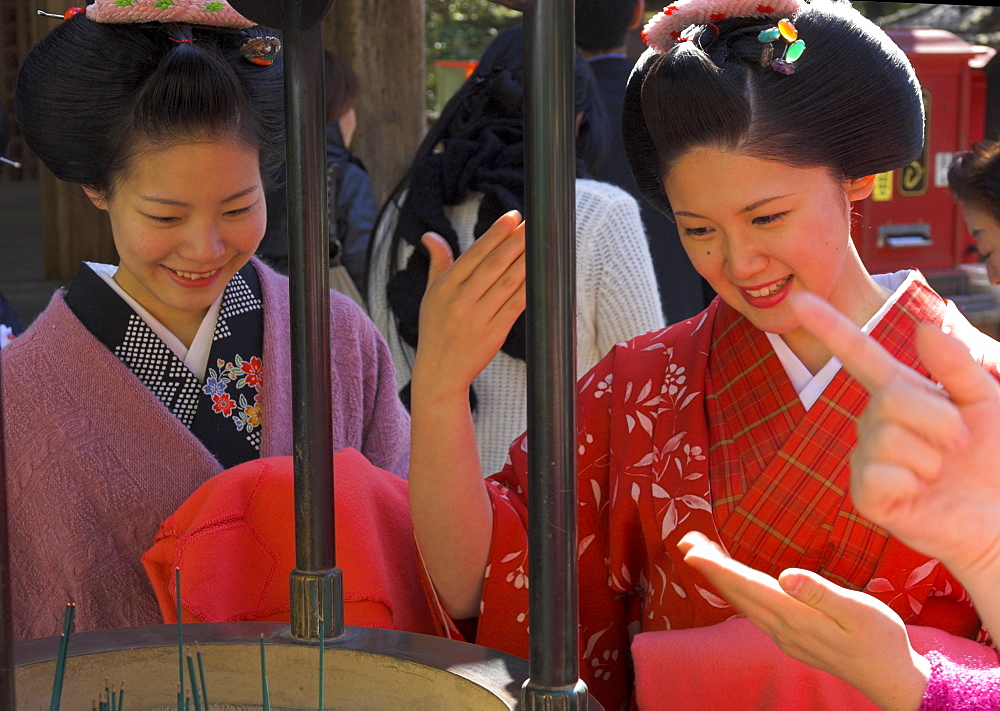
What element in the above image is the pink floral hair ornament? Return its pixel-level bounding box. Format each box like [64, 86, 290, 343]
[84, 0, 256, 29]
[641, 0, 806, 53]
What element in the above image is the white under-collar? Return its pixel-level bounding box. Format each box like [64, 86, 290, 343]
[766, 270, 915, 410]
[85, 262, 223, 381]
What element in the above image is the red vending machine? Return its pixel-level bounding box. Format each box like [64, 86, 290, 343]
[853, 28, 993, 275]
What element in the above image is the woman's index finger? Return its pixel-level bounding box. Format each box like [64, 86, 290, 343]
[789, 291, 909, 392]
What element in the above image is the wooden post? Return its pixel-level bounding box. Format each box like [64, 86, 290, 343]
[324, 0, 426, 205]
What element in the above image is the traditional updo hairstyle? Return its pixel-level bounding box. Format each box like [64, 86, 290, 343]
[623, 0, 924, 219]
[14, 15, 284, 198]
[948, 140, 1000, 223]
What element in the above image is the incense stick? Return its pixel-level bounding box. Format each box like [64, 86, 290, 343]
[196, 642, 208, 711]
[50, 602, 75, 711]
[259, 634, 270, 711]
[175, 567, 184, 707]
[319, 585, 325, 711]
[319, 616, 325, 711]
[186, 653, 202, 711]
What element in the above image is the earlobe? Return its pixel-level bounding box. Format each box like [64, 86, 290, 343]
[81, 185, 107, 210]
[845, 174, 876, 202]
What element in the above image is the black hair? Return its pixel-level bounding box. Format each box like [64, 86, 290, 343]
[623, 0, 924, 218]
[0, 101, 10, 156]
[324, 51, 359, 122]
[404, 23, 608, 183]
[379, 23, 608, 408]
[948, 140, 1000, 224]
[575, 0, 640, 53]
[14, 16, 284, 197]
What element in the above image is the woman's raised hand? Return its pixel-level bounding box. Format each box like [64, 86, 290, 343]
[411, 210, 526, 395]
[790, 292, 1000, 586]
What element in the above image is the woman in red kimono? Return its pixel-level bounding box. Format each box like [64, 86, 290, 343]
[406, 0, 1000, 708]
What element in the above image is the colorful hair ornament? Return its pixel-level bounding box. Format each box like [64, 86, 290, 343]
[36, 7, 85, 21]
[241, 36, 281, 66]
[758, 17, 805, 74]
[84, 0, 256, 28]
[642, 0, 805, 53]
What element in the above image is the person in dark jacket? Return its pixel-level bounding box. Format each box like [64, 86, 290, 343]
[576, 0, 714, 323]
[257, 52, 377, 297]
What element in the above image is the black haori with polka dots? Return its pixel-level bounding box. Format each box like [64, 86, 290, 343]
[65, 263, 265, 468]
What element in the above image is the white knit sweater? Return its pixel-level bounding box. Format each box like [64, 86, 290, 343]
[369, 178, 664, 475]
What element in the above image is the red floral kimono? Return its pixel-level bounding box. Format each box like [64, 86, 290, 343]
[426, 275, 1000, 711]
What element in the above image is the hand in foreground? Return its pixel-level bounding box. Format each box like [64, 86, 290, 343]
[410, 210, 526, 396]
[679, 531, 930, 711]
[789, 292, 1000, 585]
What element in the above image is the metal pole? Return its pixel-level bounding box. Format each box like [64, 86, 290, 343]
[522, 0, 587, 707]
[284, 0, 343, 640]
[0, 353, 16, 709]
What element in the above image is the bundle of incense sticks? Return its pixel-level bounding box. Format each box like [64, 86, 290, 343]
[93, 682, 124, 711]
[174, 567, 210, 710]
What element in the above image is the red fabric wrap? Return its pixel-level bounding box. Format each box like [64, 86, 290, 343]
[142, 450, 437, 635]
[631, 619, 1000, 711]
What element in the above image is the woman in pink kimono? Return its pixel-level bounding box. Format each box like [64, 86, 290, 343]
[4, 1, 411, 641]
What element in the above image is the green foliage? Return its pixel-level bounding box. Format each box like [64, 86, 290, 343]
[426, 0, 521, 112]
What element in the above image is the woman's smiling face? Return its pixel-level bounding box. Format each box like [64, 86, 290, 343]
[664, 147, 878, 342]
[86, 135, 266, 344]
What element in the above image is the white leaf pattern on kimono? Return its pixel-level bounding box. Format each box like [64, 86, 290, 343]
[866, 578, 895, 594]
[904, 558, 939, 589]
[651, 484, 670, 499]
[591, 478, 602, 508]
[584, 626, 609, 660]
[660, 499, 678, 539]
[578, 534, 596, 559]
[655, 566, 669, 604]
[678, 494, 712, 512]
[662, 431, 686, 454]
[695, 583, 731, 609]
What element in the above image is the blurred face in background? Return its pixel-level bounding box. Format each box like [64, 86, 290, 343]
[961, 202, 1000, 285]
[339, 106, 357, 147]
